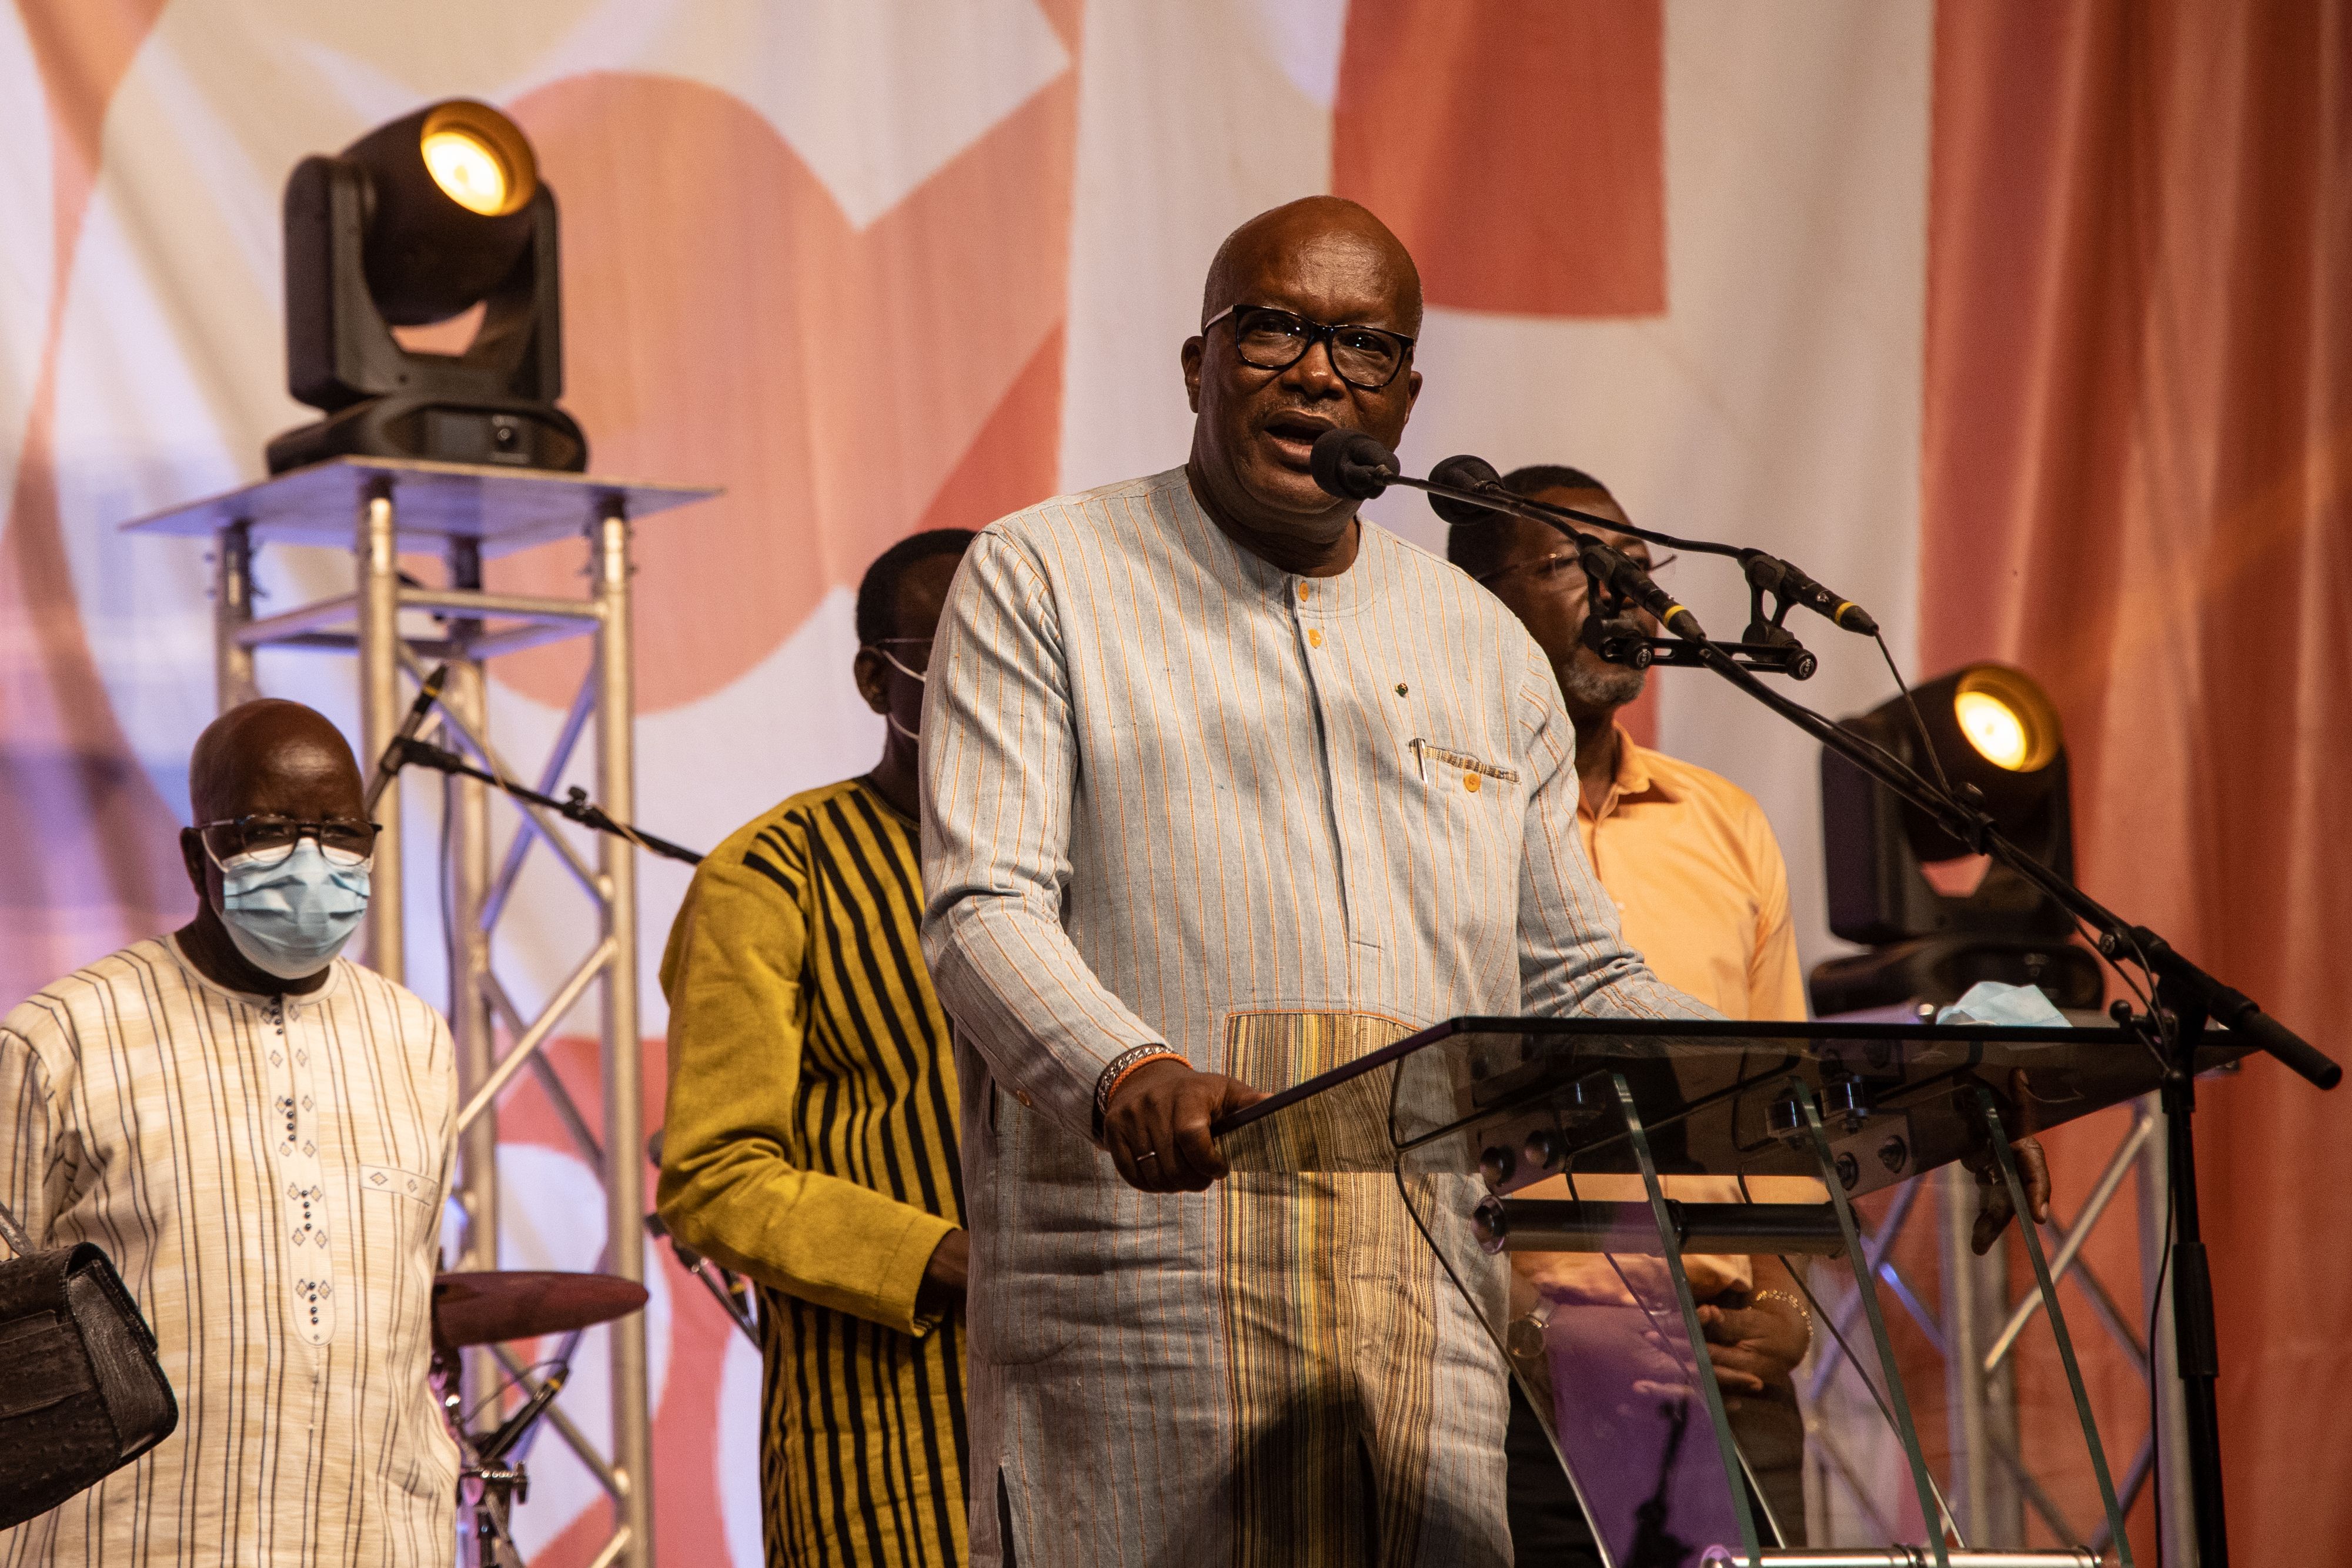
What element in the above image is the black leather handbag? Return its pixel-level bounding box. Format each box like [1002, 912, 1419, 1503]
[0, 1199, 178, 1531]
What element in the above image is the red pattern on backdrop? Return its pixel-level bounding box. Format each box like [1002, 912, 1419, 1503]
[916, 325, 1067, 537]
[489, 55, 1076, 715]
[492, 8, 1086, 1556]
[13, 4, 2343, 1561]
[1332, 0, 1665, 317]
[497, 7, 1087, 1560]
[1923, 0, 2352, 1558]
[1334, 0, 1666, 744]
[2, 7, 1087, 1562]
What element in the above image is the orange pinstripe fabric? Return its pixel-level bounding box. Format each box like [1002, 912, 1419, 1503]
[920, 468, 1712, 1567]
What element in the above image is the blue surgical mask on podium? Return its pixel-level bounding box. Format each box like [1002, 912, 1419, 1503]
[210, 837, 372, 980]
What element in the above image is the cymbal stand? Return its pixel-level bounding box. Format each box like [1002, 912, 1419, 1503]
[643, 1208, 759, 1343]
[442, 1331, 582, 1567]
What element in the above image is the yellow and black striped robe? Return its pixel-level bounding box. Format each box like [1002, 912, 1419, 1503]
[659, 778, 967, 1568]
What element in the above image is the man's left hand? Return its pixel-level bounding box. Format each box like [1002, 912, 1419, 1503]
[1966, 1135, 2053, 1254]
[1697, 1298, 1808, 1394]
[916, 1228, 970, 1316]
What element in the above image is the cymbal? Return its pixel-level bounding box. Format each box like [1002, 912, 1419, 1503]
[432, 1270, 648, 1350]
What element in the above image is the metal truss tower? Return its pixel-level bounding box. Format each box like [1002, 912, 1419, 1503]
[131, 456, 718, 1568]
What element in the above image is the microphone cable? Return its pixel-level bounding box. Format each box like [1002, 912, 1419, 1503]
[1870, 630, 1960, 806]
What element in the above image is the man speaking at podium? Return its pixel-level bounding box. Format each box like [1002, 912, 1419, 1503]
[920, 196, 1712, 1567]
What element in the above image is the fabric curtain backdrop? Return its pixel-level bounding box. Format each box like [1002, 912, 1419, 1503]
[0, 0, 2340, 1562]
[1925, 2, 2351, 1562]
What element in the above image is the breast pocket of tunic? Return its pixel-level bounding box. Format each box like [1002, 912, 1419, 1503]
[1408, 740, 1522, 819]
[1402, 738, 1525, 927]
[358, 1162, 442, 1255]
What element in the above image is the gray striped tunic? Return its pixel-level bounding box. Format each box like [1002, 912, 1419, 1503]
[920, 468, 1709, 1567]
[0, 937, 458, 1567]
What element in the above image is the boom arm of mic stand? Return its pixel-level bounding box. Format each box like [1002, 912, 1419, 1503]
[1673, 638, 2340, 1090]
[1398, 476, 1712, 640]
[1460, 483, 1743, 561]
[389, 738, 707, 867]
[1382, 463, 2330, 1082]
[1402, 473, 1648, 550]
[1422, 473, 1876, 637]
[479, 1363, 567, 1463]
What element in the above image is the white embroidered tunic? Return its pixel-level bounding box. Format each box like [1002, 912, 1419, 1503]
[0, 936, 459, 1567]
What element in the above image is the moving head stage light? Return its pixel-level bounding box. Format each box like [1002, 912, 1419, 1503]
[266, 99, 585, 474]
[1811, 663, 2104, 1015]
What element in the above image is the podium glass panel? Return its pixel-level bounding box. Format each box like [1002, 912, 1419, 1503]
[1395, 1063, 1769, 1566]
[1218, 1017, 2243, 1567]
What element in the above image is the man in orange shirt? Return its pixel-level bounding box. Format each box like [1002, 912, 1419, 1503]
[1453, 464, 2052, 1559]
[1450, 463, 1818, 1555]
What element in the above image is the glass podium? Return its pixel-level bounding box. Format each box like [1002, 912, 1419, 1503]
[1214, 1017, 2246, 1568]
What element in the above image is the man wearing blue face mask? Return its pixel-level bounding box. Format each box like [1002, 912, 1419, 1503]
[0, 700, 460, 1567]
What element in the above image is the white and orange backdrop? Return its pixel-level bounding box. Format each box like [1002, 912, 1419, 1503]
[2, 1, 2343, 1563]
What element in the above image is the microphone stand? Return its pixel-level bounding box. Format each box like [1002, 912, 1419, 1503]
[385, 736, 705, 866]
[1581, 621, 1818, 681]
[1681, 633, 2337, 1568]
[1385, 470, 1814, 676]
[1391, 467, 2340, 1566]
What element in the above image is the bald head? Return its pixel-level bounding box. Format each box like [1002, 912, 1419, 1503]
[1200, 196, 1423, 336]
[1181, 197, 1425, 567]
[175, 700, 372, 991]
[188, 700, 366, 827]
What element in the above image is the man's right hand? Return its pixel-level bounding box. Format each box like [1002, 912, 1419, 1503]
[917, 1227, 970, 1316]
[1102, 1059, 1267, 1193]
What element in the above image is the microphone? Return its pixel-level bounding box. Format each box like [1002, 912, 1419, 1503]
[1308, 428, 1400, 500]
[1742, 552, 1879, 637]
[1432, 449, 1868, 641]
[1589, 547, 1706, 641]
[1425, 454, 1512, 527]
[363, 663, 450, 813]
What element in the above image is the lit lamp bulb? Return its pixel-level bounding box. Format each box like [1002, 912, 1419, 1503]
[1954, 690, 2029, 770]
[422, 128, 510, 215]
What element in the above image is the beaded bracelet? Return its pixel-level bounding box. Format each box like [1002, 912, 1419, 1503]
[1094, 1045, 1185, 1135]
[1753, 1288, 1813, 1339]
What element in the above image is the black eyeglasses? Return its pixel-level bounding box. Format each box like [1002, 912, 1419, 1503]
[1202, 304, 1416, 390]
[196, 814, 381, 869]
